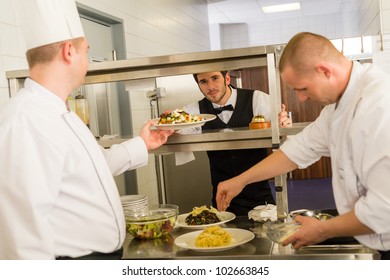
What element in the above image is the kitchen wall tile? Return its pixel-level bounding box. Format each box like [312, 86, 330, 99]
[0, 0, 16, 26]
[381, 0, 390, 10]
[0, 24, 19, 57]
[0, 88, 9, 110]
[383, 10, 390, 32]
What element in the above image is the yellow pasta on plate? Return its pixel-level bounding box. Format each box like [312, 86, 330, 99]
[195, 225, 232, 247]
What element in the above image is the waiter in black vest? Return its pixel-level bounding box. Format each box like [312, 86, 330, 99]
[182, 71, 291, 215]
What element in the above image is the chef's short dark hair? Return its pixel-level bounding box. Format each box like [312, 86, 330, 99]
[193, 71, 228, 83]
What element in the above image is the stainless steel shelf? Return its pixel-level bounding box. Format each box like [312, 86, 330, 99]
[98, 123, 309, 154]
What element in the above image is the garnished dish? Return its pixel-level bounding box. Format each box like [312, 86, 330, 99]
[195, 226, 232, 248]
[185, 205, 220, 225]
[176, 206, 236, 229]
[152, 110, 216, 131]
[174, 227, 255, 252]
[158, 109, 203, 124]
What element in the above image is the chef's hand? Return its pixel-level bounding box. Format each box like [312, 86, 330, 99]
[140, 120, 174, 150]
[279, 104, 292, 128]
[281, 215, 329, 250]
[216, 177, 246, 211]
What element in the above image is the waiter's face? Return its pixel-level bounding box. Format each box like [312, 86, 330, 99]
[196, 72, 231, 105]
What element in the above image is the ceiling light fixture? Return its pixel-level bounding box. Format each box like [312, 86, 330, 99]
[262, 2, 301, 13]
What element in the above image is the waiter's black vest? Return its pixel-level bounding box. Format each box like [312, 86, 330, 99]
[199, 88, 275, 215]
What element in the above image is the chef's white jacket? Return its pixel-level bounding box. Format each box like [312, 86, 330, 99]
[0, 78, 148, 259]
[281, 61, 390, 251]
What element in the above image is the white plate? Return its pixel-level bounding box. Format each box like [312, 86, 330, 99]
[152, 114, 216, 130]
[174, 228, 255, 252]
[176, 211, 236, 230]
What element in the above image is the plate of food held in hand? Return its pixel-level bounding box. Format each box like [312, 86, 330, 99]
[153, 109, 216, 130]
[174, 225, 255, 252]
[176, 205, 236, 230]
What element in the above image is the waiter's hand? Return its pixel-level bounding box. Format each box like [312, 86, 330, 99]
[216, 177, 245, 211]
[279, 104, 292, 127]
[140, 120, 174, 150]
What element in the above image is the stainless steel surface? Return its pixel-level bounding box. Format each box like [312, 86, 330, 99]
[6, 45, 279, 86]
[98, 123, 309, 152]
[122, 216, 380, 260]
[272, 244, 380, 260]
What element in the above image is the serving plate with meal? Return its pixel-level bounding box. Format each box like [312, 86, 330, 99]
[152, 109, 216, 130]
[176, 205, 236, 230]
[174, 225, 255, 252]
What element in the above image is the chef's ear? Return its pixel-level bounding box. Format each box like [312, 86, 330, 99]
[61, 41, 75, 65]
[316, 63, 332, 78]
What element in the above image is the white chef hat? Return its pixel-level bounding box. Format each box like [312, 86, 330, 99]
[17, 0, 85, 50]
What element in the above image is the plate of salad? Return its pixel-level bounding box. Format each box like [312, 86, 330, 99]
[152, 109, 216, 130]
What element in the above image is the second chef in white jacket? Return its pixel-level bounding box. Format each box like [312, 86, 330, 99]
[215, 32, 390, 260]
[0, 0, 172, 260]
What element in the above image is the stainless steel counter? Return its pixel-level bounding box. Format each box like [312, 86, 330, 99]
[122, 216, 380, 260]
[99, 122, 310, 153]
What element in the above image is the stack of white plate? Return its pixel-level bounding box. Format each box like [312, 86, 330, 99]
[120, 195, 148, 213]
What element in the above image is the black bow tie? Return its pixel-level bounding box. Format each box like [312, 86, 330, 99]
[213, 104, 234, 114]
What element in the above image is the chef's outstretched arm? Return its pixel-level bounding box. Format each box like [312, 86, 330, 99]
[216, 149, 298, 211]
[139, 120, 174, 150]
[102, 120, 173, 176]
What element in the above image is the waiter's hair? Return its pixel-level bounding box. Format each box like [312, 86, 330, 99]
[279, 32, 343, 75]
[193, 71, 228, 83]
[26, 37, 84, 69]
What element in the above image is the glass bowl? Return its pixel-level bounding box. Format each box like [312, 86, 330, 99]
[263, 220, 301, 244]
[125, 204, 178, 239]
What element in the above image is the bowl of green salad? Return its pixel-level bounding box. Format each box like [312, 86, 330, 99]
[125, 204, 178, 239]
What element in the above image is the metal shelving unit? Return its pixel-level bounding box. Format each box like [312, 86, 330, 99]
[6, 45, 306, 217]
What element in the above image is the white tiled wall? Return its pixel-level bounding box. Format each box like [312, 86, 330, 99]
[372, 1, 390, 74]
[381, 0, 390, 34]
[0, 1, 27, 108]
[210, 0, 383, 50]
[78, 0, 210, 59]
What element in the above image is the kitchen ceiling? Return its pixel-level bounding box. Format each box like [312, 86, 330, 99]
[207, 0, 363, 24]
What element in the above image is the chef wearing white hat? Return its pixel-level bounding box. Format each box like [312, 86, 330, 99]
[18, 0, 85, 50]
[0, 0, 172, 260]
